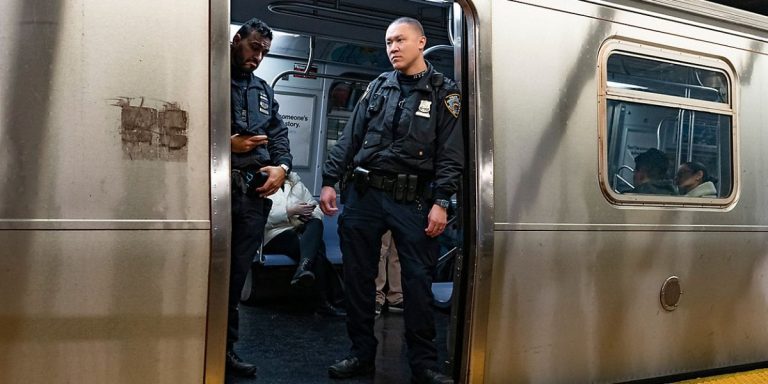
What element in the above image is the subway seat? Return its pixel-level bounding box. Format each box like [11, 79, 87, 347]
[262, 203, 344, 266]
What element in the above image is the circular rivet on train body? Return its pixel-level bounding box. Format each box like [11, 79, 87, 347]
[660, 276, 682, 311]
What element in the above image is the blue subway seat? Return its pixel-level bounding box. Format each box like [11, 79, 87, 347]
[262, 253, 296, 267]
[323, 203, 343, 265]
[431, 282, 453, 309]
[261, 202, 344, 267]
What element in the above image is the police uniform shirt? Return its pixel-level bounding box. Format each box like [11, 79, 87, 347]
[231, 68, 293, 171]
[322, 62, 463, 201]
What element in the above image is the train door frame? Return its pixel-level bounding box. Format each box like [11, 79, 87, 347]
[206, 0, 233, 381]
[451, 1, 494, 383]
[203, 1, 493, 383]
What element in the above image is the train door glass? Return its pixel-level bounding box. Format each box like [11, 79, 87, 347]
[326, 80, 371, 175]
[599, 42, 736, 206]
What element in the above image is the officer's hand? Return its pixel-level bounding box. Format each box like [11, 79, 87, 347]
[231, 134, 268, 153]
[255, 165, 286, 197]
[425, 205, 448, 238]
[319, 186, 338, 216]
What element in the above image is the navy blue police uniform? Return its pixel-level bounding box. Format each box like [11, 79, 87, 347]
[229, 68, 292, 350]
[322, 62, 463, 374]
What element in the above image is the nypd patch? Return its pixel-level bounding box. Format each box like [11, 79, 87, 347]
[444, 93, 461, 118]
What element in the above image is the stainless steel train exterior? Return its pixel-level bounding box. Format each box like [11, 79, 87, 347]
[468, 0, 768, 383]
[2, 0, 768, 383]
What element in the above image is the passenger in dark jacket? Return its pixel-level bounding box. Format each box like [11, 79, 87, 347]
[630, 148, 675, 195]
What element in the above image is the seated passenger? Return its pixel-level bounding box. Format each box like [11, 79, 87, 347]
[263, 172, 345, 316]
[630, 148, 675, 195]
[675, 161, 718, 198]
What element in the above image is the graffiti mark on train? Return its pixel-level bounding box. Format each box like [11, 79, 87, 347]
[111, 97, 188, 161]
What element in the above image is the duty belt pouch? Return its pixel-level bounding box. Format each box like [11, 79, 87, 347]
[353, 166, 370, 194]
[406, 175, 418, 202]
[395, 174, 407, 201]
[244, 169, 269, 198]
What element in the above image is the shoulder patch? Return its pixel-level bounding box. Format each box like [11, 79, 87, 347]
[444, 93, 461, 118]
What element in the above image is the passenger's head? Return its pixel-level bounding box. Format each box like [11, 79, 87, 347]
[675, 161, 717, 194]
[385, 17, 427, 75]
[330, 82, 352, 109]
[231, 18, 273, 73]
[633, 148, 669, 186]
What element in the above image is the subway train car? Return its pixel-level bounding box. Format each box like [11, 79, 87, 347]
[2, 0, 768, 383]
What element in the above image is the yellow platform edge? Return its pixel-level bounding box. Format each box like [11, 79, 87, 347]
[675, 368, 768, 383]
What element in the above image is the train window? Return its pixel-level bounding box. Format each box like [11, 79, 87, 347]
[599, 42, 736, 206]
[607, 54, 729, 103]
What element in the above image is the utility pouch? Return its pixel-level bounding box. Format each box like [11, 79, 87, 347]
[406, 175, 418, 202]
[244, 170, 269, 197]
[394, 174, 407, 201]
[367, 93, 385, 114]
[353, 166, 370, 194]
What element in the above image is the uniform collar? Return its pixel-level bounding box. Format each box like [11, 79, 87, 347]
[382, 61, 436, 92]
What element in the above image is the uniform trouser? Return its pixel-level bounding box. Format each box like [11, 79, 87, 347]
[228, 190, 271, 350]
[375, 231, 402, 305]
[339, 186, 439, 373]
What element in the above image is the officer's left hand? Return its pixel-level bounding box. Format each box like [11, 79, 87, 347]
[255, 165, 287, 197]
[425, 205, 448, 238]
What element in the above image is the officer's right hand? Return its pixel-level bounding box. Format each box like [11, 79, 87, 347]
[231, 134, 268, 153]
[319, 186, 338, 216]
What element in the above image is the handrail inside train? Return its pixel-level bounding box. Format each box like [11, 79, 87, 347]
[270, 34, 373, 88]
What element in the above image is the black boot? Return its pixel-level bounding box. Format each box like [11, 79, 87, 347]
[291, 257, 315, 288]
[225, 350, 257, 377]
[412, 369, 453, 384]
[315, 299, 346, 317]
[328, 356, 375, 379]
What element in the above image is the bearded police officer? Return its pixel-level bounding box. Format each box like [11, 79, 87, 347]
[320, 17, 462, 384]
[228, 18, 292, 379]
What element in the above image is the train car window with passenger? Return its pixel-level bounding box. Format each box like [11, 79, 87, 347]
[600, 42, 736, 206]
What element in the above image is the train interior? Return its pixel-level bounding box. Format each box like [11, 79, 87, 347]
[605, 53, 733, 197]
[228, 1, 468, 382]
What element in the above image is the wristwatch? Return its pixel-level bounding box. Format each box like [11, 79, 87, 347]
[434, 199, 450, 209]
[279, 163, 290, 175]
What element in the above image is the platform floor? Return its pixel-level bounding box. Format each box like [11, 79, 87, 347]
[227, 298, 451, 384]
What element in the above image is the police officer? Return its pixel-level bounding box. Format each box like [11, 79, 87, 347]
[320, 17, 462, 384]
[227, 18, 292, 378]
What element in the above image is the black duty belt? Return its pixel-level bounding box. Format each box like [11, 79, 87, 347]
[351, 166, 431, 202]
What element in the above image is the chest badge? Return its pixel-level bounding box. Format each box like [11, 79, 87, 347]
[415, 100, 431, 118]
[259, 92, 270, 115]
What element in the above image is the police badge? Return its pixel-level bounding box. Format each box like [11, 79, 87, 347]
[415, 100, 432, 118]
[259, 92, 269, 114]
[444, 93, 461, 118]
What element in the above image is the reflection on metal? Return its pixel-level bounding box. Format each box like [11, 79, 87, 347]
[112, 97, 189, 161]
[660, 276, 683, 311]
[205, 0, 231, 381]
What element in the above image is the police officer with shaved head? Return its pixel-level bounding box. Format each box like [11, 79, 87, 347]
[320, 17, 462, 384]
